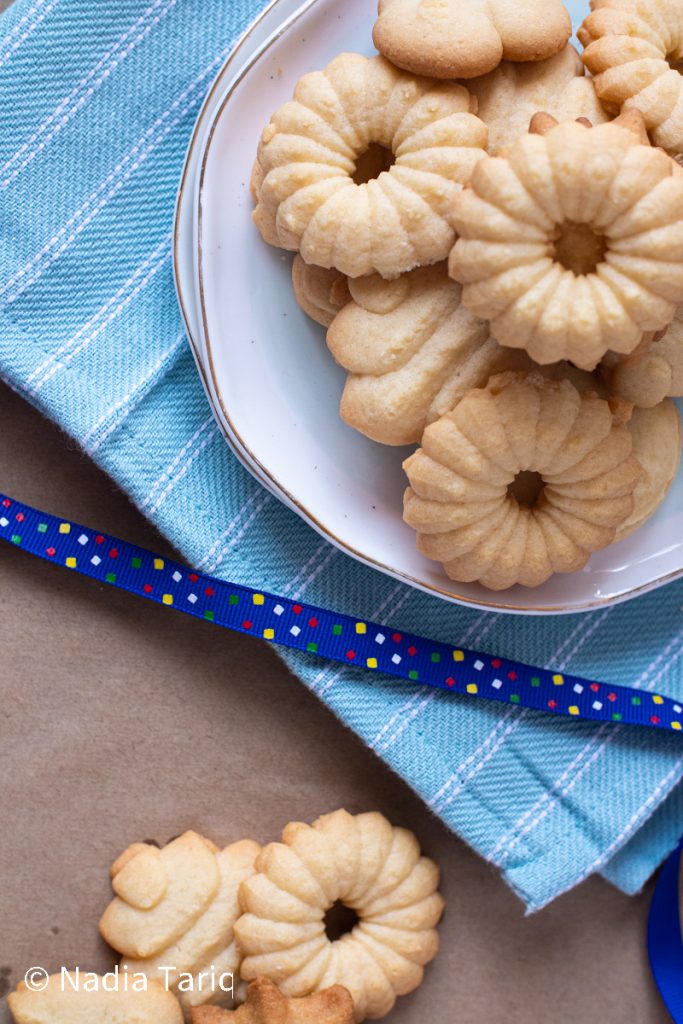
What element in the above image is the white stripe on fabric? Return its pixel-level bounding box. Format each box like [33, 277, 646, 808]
[426, 606, 616, 812]
[83, 330, 185, 454]
[281, 541, 329, 597]
[0, 47, 228, 305]
[205, 491, 273, 573]
[435, 711, 525, 814]
[488, 621, 683, 867]
[146, 427, 219, 518]
[1, 0, 178, 187]
[551, 756, 683, 904]
[376, 691, 438, 754]
[197, 488, 272, 570]
[290, 544, 338, 602]
[0, 0, 58, 69]
[140, 414, 215, 511]
[29, 237, 173, 395]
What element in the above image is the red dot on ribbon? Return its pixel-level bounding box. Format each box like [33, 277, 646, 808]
[548, 700, 558, 710]
[408, 646, 418, 657]
[346, 650, 356, 661]
[242, 620, 253, 630]
[46, 547, 56, 557]
[15, 513, 24, 523]
[95, 535, 105, 545]
[446, 677, 456, 688]
[189, 573, 199, 583]
[308, 617, 319, 629]
[109, 549, 119, 559]
[492, 659, 502, 669]
[392, 633, 402, 643]
[508, 671, 518, 681]
[293, 604, 303, 615]
[607, 692, 617, 703]
[2, 498, 11, 508]
[651, 716, 660, 725]
[590, 683, 600, 692]
[205, 587, 215, 597]
[143, 584, 153, 594]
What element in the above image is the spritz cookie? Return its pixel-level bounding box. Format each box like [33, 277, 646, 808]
[603, 307, 683, 407]
[403, 372, 642, 590]
[7, 973, 183, 1024]
[616, 400, 682, 541]
[449, 112, 683, 369]
[100, 832, 260, 1014]
[580, 0, 683, 155]
[190, 978, 355, 1023]
[292, 256, 350, 328]
[327, 262, 529, 445]
[252, 53, 487, 279]
[235, 809, 444, 1022]
[372, 0, 572, 80]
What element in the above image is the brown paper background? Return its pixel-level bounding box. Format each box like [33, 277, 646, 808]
[0, 379, 670, 1024]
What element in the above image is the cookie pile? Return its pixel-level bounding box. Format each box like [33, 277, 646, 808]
[252, 0, 683, 592]
[7, 810, 444, 1024]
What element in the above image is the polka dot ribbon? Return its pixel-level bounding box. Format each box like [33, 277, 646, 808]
[648, 838, 683, 1020]
[2, 492, 682, 734]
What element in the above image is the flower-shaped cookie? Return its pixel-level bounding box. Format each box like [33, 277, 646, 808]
[603, 308, 683, 407]
[292, 257, 350, 328]
[372, 0, 572, 79]
[252, 53, 487, 279]
[467, 43, 609, 154]
[100, 832, 260, 1015]
[579, 0, 683, 155]
[327, 262, 529, 445]
[616, 401, 682, 541]
[7, 974, 183, 1024]
[191, 979, 355, 1024]
[404, 372, 642, 590]
[449, 113, 683, 369]
[235, 809, 444, 1023]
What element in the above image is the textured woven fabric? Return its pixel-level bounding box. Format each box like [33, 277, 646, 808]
[0, 0, 682, 911]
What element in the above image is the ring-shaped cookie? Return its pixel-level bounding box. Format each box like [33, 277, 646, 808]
[252, 53, 487, 279]
[580, 0, 683, 155]
[234, 810, 444, 1022]
[403, 372, 642, 591]
[449, 114, 683, 369]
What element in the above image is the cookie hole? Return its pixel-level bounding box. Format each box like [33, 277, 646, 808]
[553, 221, 607, 276]
[509, 471, 544, 508]
[353, 143, 394, 185]
[667, 51, 683, 73]
[324, 901, 359, 941]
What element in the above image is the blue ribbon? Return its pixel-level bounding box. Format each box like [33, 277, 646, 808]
[649, 840, 683, 1022]
[2, 491, 683, 734]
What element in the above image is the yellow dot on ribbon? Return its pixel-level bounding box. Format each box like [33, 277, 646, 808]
[253, 594, 265, 606]
[263, 628, 275, 640]
[672, 722, 682, 731]
[653, 695, 664, 705]
[65, 557, 77, 569]
[367, 657, 378, 669]
[162, 594, 173, 606]
[553, 674, 565, 686]
[59, 523, 71, 534]
[453, 650, 465, 662]
[356, 623, 367, 635]
[568, 706, 580, 716]
[154, 558, 164, 570]
[467, 683, 478, 695]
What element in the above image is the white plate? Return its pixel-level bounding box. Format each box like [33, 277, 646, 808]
[189, 0, 683, 614]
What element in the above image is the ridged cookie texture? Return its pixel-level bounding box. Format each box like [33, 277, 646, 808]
[449, 112, 683, 369]
[100, 832, 260, 1016]
[580, 0, 683, 155]
[292, 256, 350, 328]
[190, 978, 355, 1023]
[603, 307, 683, 407]
[327, 262, 529, 446]
[7, 974, 183, 1024]
[466, 43, 610, 154]
[403, 372, 642, 591]
[616, 400, 682, 541]
[234, 809, 444, 1022]
[252, 53, 488, 279]
[372, 0, 572, 80]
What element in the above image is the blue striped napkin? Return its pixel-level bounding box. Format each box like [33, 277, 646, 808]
[1, 0, 682, 911]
